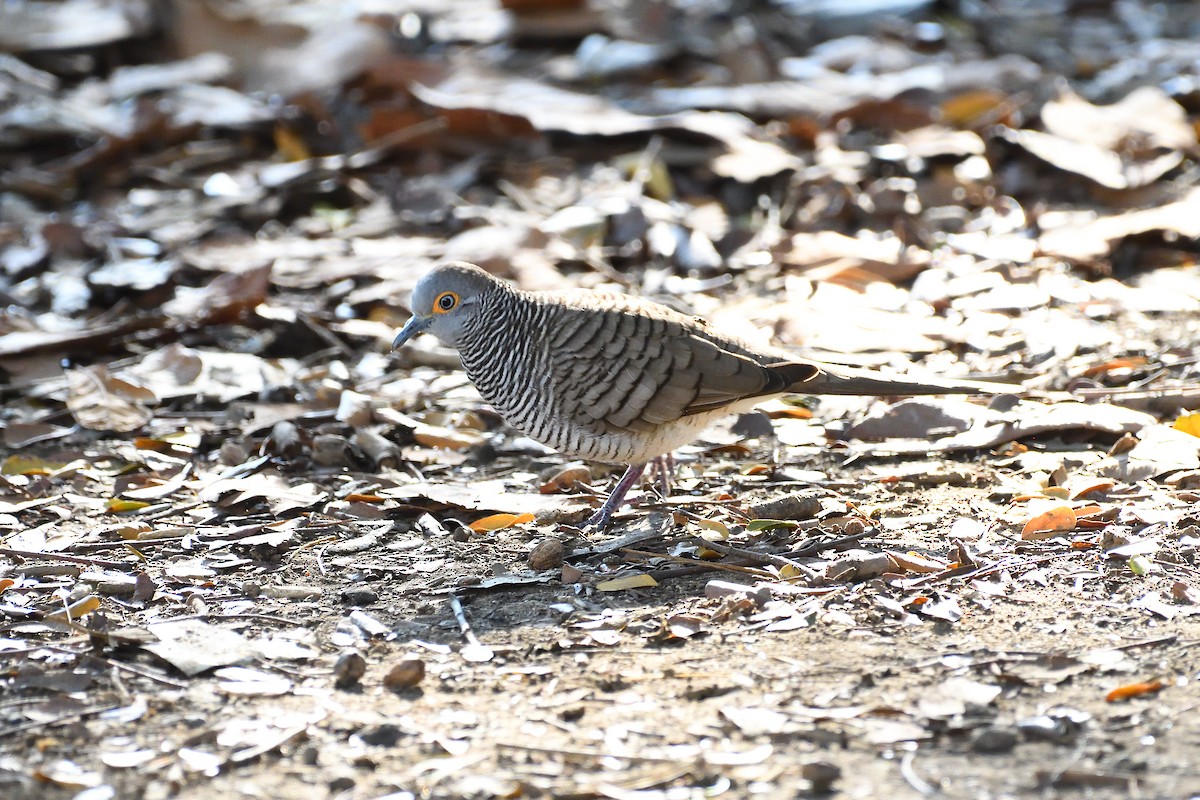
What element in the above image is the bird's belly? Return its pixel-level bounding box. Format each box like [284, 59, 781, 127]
[523, 411, 726, 466]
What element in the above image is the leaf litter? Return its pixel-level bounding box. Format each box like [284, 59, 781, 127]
[2, 1, 1200, 798]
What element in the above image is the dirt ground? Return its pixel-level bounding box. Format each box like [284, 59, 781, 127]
[4, 435, 1199, 800]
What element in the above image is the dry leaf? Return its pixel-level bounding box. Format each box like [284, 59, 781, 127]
[469, 512, 535, 533]
[596, 574, 658, 591]
[66, 365, 155, 432]
[694, 518, 730, 540]
[44, 595, 101, 623]
[1022, 506, 1077, 540]
[888, 551, 950, 574]
[1173, 413, 1200, 438]
[1105, 680, 1164, 702]
[539, 463, 591, 493]
[106, 499, 151, 514]
[413, 425, 485, 450]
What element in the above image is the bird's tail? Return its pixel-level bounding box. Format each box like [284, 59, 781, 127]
[785, 362, 1017, 396]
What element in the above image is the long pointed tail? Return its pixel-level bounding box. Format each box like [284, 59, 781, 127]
[787, 362, 1017, 396]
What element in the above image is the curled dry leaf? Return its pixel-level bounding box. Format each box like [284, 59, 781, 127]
[1022, 506, 1077, 540]
[1068, 474, 1116, 498]
[665, 613, 705, 639]
[888, 551, 950, 574]
[162, 263, 272, 325]
[539, 463, 591, 493]
[1105, 680, 1164, 703]
[66, 365, 155, 432]
[694, 518, 730, 540]
[468, 512, 534, 533]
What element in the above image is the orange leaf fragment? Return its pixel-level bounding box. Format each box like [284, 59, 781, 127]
[1021, 506, 1077, 540]
[766, 406, 814, 420]
[469, 512, 535, 533]
[1080, 357, 1148, 378]
[1069, 477, 1115, 499]
[344, 493, 384, 503]
[1105, 680, 1164, 702]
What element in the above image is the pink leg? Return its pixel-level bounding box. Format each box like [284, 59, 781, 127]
[585, 463, 646, 530]
[650, 454, 675, 497]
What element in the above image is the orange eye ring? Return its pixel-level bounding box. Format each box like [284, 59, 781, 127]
[433, 291, 459, 314]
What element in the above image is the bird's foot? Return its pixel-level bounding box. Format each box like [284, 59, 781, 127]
[582, 506, 615, 531]
[650, 453, 676, 497]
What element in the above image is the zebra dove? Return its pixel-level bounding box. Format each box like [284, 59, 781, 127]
[393, 261, 1009, 529]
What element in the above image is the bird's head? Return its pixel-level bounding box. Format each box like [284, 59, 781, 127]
[392, 262, 502, 350]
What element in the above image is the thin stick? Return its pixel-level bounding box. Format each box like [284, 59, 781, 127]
[0, 548, 130, 569]
[497, 740, 688, 765]
[621, 547, 774, 578]
[787, 529, 874, 558]
[0, 704, 120, 739]
[685, 536, 820, 579]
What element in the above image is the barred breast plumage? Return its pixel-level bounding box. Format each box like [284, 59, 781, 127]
[393, 262, 1010, 529]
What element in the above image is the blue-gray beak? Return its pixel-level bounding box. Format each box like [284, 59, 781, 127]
[392, 315, 431, 349]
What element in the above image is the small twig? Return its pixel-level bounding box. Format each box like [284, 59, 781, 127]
[67, 537, 185, 552]
[905, 549, 1082, 588]
[77, 652, 188, 689]
[685, 536, 821, 579]
[497, 740, 686, 765]
[787, 529, 874, 558]
[0, 704, 120, 739]
[621, 547, 774, 578]
[1091, 634, 1177, 655]
[168, 613, 305, 627]
[0, 547, 131, 570]
[141, 501, 204, 521]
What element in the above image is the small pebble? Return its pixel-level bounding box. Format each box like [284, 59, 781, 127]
[971, 725, 1018, 753]
[312, 434, 350, 466]
[384, 658, 426, 690]
[219, 439, 250, 466]
[801, 760, 840, 793]
[340, 588, 378, 606]
[529, 537, 565, 570]
[328, 776, 356, 793]
[333, 650, 367, 688]
[356, 723, 405, 747]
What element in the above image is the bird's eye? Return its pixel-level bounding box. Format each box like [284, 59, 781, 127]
[434, 291, 459, 313]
